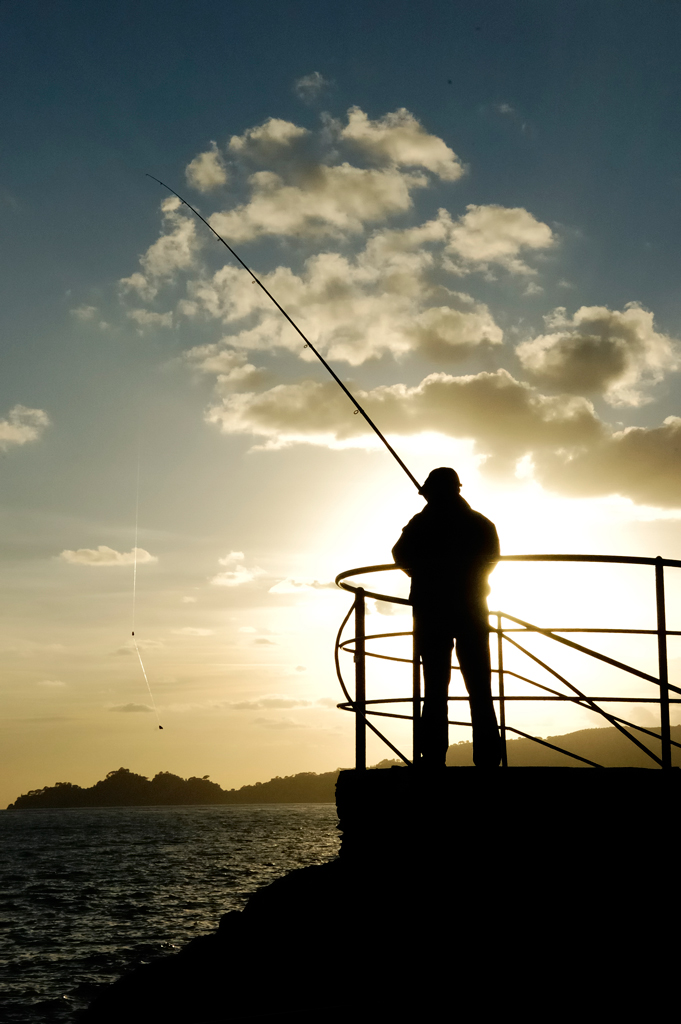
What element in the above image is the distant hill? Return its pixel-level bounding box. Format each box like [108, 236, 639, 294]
[7, 725, 680, 808]
[6, 767, 342, 809]
[446, 724, 681, 768]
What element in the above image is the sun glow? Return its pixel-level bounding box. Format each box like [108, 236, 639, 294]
[328, 468, 681, 756]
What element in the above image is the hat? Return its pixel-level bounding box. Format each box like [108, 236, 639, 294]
[419, 467, 461, 500]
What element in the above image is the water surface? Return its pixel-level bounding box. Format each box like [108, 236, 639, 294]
[0, 804, 339, 1023]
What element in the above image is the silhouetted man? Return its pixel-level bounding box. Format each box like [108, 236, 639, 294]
[392, 468, 501, 768]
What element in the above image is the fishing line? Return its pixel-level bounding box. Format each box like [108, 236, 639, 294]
[131, 449, 163, 730]
[146, 174, 422, 492]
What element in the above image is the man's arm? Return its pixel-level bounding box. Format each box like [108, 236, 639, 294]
[392, 517, 420, 576]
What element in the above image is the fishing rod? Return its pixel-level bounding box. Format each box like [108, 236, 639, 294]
[146, 174, 422, 492]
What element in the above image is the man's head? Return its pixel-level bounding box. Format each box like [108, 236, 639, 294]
[419, 467, 461, 502]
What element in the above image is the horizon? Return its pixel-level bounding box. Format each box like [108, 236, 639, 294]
[8, 720, 679, 807]
[2, 1, 681, 808]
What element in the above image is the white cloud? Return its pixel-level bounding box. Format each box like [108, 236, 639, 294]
[71, 304, 109, 329]
[293, 71, 331, 102]
[269, 578, 336, 594]
[185, 141, 228, 192]
[228, 118, 310, 164]
[119, 197, 198, 300]
[219, 551, 245, 565]
[70, 305, 98, 321]
[204, 367, 681, 507]
[109, 703, 154, 713]
[254, 716, 306, 729]
[122, 110, 548, 363]
[0, 406, 50, 451]
[201, 110, 451, 243]
[118, 272, 158, 302]
[209, 163, 426, 243]
[446, 204, 554, 275]
[210, 550, 265, 587]
[113, 638, 163, 656]
[211, 566, 262, 587]
[172, 627, 214, 636]
[341, 106, 465, 181]
[128, 308, 173, 329]
[374, 600, 405, 616]
[229, 695, 312, 710]
[183, 232, 502, 366]
[38, 679, 66, 687]
[205, 368, 600, 458]
[516, 303, 679, 405]
[60, 546, 157, 567]
[184, 344, 269, 389]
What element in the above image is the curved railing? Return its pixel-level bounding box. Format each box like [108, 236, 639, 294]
[334, 555, 681, 769]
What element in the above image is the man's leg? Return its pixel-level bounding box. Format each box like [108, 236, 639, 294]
[416, 617, 452, 767]
[456, 621, 501, 767]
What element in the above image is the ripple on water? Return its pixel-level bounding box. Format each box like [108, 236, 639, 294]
[0, 803, 339, 1023]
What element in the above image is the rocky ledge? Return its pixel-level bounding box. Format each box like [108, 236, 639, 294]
[81, 768, 677, 1023]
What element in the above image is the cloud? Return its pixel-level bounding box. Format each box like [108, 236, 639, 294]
[184, 344, 269, 389]
[182, 231, 502, 366]
[204, 367, 681, 507]
[185, 141, 228, 192]
[209, 163, 426, 243]
[229, 695, 312, 710]
[38, 679, 66, 687]
[200, 109, 452, 243]
[123, 110, 548, 368]
[293, 71, 331, 103]
[254, 716, 306, 730]
[269, 578, 337, 594]
[128, 309, 173, 329]
[0, 405, 50, 451]
[446, 204, 554, 275]
[71, 305, 109, 329]
[210, 551, 265, 587]
[172, 627, 214, 636]
[211, 567, 259, 587]
[70, 305, 98, 321]
[536, 416, 681, 507]
[516, 303, 679, 405]
[205, 369, 603, 463]
[219, 551, 244, 564]
[109, 703, 154, 713]
[228, 117, 310, 164]
[119, 197, 198, 300]
[60, 546, 157, 567]
[374, 600, 406, 616]
[407, 302, 503, 361]
[113, 638, 163, 656]
[341, 106, 465, 181]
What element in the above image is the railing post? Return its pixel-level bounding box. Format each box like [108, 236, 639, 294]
[655, 558, 672, 769]
[354, 588, 366, 770]
[497, 613, 508, 768]
[412, 612, 421, 763]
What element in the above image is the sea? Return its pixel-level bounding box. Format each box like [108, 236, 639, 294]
[0, 804, 340, 1023]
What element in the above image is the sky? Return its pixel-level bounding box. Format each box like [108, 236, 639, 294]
[2, 0, 681, 805]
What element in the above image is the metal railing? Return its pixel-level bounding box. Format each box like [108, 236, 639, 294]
[334, 555, 681, 769]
